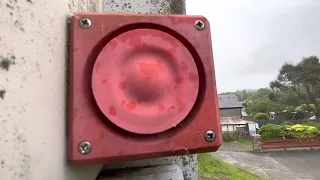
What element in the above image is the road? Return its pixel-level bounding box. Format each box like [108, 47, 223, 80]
[214, 142, 320, 180]
[268, 151, 320, 179]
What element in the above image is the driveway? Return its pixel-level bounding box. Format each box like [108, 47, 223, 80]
[214, 142, 320, 180]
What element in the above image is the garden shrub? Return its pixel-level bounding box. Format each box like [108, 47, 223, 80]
[254, 113, 269, 120]
[259, 124, 284, 140]
[302, 121, 320, 131]
[280, 121, 293, 126]
[284, 124, 320, 138]
[222, 132, 239, 142]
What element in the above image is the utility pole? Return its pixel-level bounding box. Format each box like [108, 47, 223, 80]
[0, 1, 102, 180]
[0, 0, 197, 179]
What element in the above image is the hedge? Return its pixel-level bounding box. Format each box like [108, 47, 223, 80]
[222, 132, 239, 142]
[259, 124, 284, 140]
[259, 123, 320, 140]
[284, 124, 320, 138]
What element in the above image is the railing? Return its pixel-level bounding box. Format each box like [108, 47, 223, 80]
[261, 137, 320, 151]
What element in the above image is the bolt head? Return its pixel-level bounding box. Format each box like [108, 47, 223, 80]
[78, 141, 92, 155]
[194, 20, 205, 31]
[79, 18, 92, 29]
[205, 130, 215, 142]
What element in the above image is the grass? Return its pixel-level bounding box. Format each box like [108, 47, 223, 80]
[236, 139, 253, 148]
[198, 153, 264, 180]
[237, 139, 252, 145]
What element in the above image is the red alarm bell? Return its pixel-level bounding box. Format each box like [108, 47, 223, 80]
[68, 13, 221, 165]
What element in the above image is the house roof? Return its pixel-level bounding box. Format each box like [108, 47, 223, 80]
[220, 116, 248, 125]
[218, 93, 243, 109]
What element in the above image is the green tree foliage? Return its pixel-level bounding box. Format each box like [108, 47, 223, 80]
[234, 89, 256, 101]
[222, 56, 320, 118]
[270, 56, 320, 117]
[231, 88, 295, 116]
[247, 99, 272, 115]
[245, 98, 285, 116]
[296, 104, 316, 112]
[254, 112, 269, 120]
[259, 124, 284, 140]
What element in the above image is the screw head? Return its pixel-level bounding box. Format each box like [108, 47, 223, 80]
[79, 17, 92, 29]
[205, 130, 215, 142]
[78, 141, 92, 155]
[194, 20, 205, 31]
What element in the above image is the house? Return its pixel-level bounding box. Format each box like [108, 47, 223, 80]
[220, 116, 247, 132]
[218, 93, 243, 117]
[220, 117, 259, 134]
[218, 94, 257, 133]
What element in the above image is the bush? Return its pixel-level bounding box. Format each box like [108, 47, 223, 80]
[259, 124, 284, 140]
[254, 113, 269, 120]
[280, 121, 294, 126]
[302, 121, 320, 130]
[284, 124, 320, 138]
[222, 132, 239, 142]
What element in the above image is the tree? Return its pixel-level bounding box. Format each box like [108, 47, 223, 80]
[297, 104, 316, 112]
[234, 89, 255, 101]
[270, 56, 320, 117]
[246, 98, 283, 116]
[254, 112, 269, 120]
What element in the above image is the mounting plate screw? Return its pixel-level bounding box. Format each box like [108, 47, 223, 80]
[79, 17, 92, 29]
[78, 141, 92, 155]
[205, 130, 215, 142]
[194, 20, 205, 31]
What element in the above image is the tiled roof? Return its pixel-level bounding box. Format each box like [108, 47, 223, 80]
[218, 93, 243, 109]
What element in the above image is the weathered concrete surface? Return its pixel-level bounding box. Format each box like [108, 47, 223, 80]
[102, 0, 185, 14]
[0, 0, 102, 180]
[102, 155, 197, 180]
[97, 165, 184, 180]
[215, 151, 319, 180]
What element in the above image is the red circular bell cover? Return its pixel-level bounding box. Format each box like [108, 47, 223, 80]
[92, 29, 199, 134]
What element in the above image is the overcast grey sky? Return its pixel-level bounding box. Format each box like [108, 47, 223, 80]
[186, 0, 320, 93]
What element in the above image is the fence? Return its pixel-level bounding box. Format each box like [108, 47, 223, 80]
[261, 137, 320, 151]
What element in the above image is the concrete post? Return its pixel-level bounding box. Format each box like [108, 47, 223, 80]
[102, 0, 185, 14]
[0, 1, 103, 180]
[0, 0, 196, 179]
[252, 134, 262, 152]
[100, 1, 198, 180]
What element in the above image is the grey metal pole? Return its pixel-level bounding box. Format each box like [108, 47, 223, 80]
[100, 0, 198, 180]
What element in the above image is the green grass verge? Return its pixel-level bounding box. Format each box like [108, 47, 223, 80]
[237, 139, 252, 144]
[198, 153, 264, 180]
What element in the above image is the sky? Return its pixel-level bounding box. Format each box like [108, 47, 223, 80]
[186, 0, 320, 93]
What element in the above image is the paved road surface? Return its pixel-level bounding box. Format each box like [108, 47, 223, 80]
[215, 142, 320, 180]
[269, 151, 320, 179]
